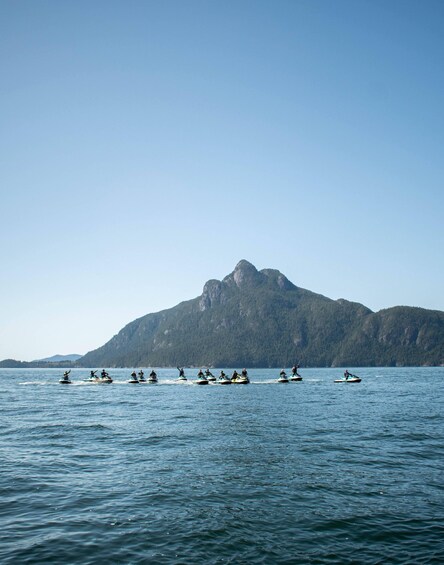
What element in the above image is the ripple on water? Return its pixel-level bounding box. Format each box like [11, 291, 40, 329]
[0, 367, 444, 564]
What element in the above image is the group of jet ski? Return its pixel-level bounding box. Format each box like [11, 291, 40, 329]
[128, 370, 158, 384]
[194, 368, 250, 385]
[59, 366, 360, 385]
[193, 365, 305, 385]
[59, 369, 114, 384]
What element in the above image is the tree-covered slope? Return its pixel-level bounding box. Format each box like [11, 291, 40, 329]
[334, 306, 444, 366]
[78, 260, 444, 368]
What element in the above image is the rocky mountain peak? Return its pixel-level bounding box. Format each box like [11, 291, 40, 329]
[199, 279, 224, 311]
[260, 268, 295, 291]
[227, 259, 264, 288]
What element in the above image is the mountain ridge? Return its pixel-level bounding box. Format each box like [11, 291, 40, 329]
[78, 260, 444, 368]
[33, 354, 82, 363]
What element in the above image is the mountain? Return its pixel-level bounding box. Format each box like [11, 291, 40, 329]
[78, 260, 444, 368]
[34, 354, 82, 363]
[77, 260, 444, 367]
[0, 354, 81, 369]
[0, 359, 77, 369]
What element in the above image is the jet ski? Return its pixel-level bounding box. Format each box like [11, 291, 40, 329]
[148, 372, 158, 383]
[194, 376, 209, 385]
[136, 371, 146, 382]
[100, 376, 113, 383]
[277, 374, 289, 383]
[334, 377, 361, 383]
[289, 375, 302, 381]
[335, 371, 361, 383]
[59, 371, 72, 384]
[84, 370, 100, 382]
[84, 375, 99, 382]
[128, 374, 139, 384]
[219, 377, 231, 385]
[231, 369, 250, 384]
[232, 376, 250, 384]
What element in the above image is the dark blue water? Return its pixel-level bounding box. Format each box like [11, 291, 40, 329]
[0, 367, 443, 564]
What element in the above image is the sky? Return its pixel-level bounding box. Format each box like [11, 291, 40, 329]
[1, 0, 443, 360]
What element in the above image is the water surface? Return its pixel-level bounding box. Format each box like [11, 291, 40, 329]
[0, 367, 443, 564]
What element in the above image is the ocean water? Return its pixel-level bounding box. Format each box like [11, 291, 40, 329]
[0, 367, 443, 564]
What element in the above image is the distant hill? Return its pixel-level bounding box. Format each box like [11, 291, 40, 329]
[0, 359, 77, 369]
[34, 354, 82, 363]
[0, 354, 82, 368]
[78, 260, 444, 368]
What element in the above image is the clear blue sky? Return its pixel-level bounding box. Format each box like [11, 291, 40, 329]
[1, 0, 443, 360]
